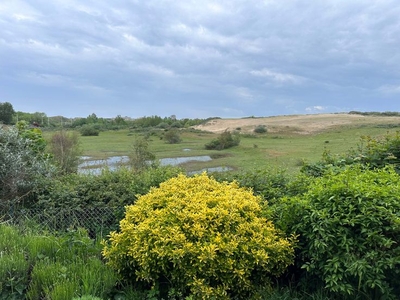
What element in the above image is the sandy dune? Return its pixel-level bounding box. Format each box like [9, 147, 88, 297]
[194, 113, 400, 134]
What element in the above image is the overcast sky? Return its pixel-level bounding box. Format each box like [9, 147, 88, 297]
[1, 0, 399, 119]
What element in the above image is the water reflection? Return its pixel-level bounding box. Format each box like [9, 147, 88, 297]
[188, 167, 233, 175]
[159, 156, 212, 166]
[78, 155, 223, 175]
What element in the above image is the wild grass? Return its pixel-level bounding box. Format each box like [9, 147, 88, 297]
[0, 224, 117, 300]
[74, 122, 400, 174]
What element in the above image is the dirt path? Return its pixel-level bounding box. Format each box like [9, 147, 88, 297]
[193, 113, 400, 134]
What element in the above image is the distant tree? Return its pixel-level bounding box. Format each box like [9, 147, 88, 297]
[86, 113, 98, 124]
[0, 102, 15, 124]
[133, 116, 163, 128]
[32, 112, 48, 126]
[48, 130, 82, 174]
[71, 117, 87, 127]
[14, 111, 47, 126]
[114, 115, 126, 126]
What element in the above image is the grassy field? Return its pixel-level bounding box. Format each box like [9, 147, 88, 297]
[73, 113, 400, 174]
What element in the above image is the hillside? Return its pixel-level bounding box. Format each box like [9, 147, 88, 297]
[194, 113, 400, 134]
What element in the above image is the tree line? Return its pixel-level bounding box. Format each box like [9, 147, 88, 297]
[0, 102, 209, 129]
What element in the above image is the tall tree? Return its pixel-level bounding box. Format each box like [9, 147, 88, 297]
[0, 102, 15, 124]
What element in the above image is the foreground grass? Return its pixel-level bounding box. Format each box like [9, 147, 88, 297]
[0, 224, 116, 300]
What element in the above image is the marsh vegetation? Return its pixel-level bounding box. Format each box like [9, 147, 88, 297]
[2, 112, 400, 299]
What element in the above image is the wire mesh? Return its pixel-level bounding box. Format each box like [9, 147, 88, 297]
[1, 206, 125, 239]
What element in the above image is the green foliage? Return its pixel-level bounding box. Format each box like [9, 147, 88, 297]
[133, 115, 163, 128]
[349, 111, 400, 117]
[129, 137, 157, 171]
[103, 173, 295, 299]
[163, 129, 182, 144]
[204, 130, 240, 150]
[80, 125, 100, 136]
[254, 125, 267, 134]
[295, 166, 400, 299]
[17, 121, 47, 154]
[33, 166, 181, 236]
[156, 122, 169, 129]
[114, 115, 127, 126]
[0, 224, 117, 300]
[350, 132, 400, 171]
[301, 132, 400, 176]
[0, 226, 30, 299]
[35, 166, 181, 209]
[0, 101, 16, 124]
[213, 168, 312, 203]
[86, 113, 98, 124]
[48, 130, 82, 174]
[15, 111, 48, 127]
[72, 296, 103, 300]
[0, 124, 55, 211]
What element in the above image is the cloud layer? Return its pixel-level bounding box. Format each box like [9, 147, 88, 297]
[1, 0, 399, 118]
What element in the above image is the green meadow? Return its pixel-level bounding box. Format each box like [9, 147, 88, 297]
[77, 122, 400, 174]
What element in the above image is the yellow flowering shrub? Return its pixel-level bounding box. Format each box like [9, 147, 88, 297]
[103, 173, 295, 299]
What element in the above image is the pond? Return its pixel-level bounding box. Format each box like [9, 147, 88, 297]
[78, 155, 230, 175]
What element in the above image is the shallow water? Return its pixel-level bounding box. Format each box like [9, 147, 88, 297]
[188, 166, 233, 175]
[78, 155, 221, 175]
[159, 155, 212, 166]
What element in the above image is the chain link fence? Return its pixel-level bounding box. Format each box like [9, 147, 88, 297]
[1, 206, 125, 239]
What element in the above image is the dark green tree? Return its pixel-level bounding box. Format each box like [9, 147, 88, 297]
[114, 115, 126, 126]
[86, 113, 98, 124]
[0, 102, 15, 124]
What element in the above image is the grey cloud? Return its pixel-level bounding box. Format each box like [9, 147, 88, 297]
[1, 0, 400, 118]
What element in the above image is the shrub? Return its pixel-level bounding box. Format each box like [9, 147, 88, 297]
[301, 132, 400, 176]
[156, 122, 169, 129]
[32, 166, 182, 236]
[0, 124, 55, 211]
[254, 125, 267, 133]
[163, 129, 181, 144]
[103, 173, 295, 299]
[295, 166, 400, 298]
[213, 168, 313, 203]
[35, 166, 182, 210]
[204, 131, 240, 150]
[170, 121, 183, 128]
[80, 125, 99, 136]
[129, 137, 156, 171]
[48, 130, 82, 174]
